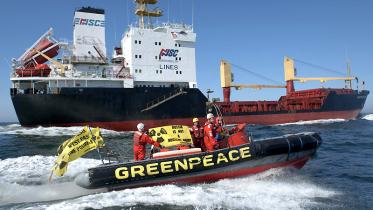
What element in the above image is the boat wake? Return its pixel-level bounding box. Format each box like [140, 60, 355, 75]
[0, 156, 339, 210]
[275, 118, 347, 126]
[0, 124, 128, 136]
[0, 156, 105, 206]
[362, 114, 373, 121]
[34, 169, 338, 210]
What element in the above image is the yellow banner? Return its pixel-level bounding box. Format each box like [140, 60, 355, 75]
[52, 126, 104, 177]
[148, 125, 193, 148]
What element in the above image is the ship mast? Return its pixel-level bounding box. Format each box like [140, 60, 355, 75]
[135, 0, 163, 28]
[345, 61, 352, 89]
[220, 60, 286, 103]
[284, 56, 357, 95]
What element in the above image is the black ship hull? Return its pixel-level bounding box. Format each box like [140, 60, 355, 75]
[10, 87, 369, 131]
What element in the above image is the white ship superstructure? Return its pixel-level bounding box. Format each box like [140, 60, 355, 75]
[10, 1, 197, 92]
[120, 23, 196, 88]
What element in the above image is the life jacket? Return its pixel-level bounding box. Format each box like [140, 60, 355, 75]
[204, 122, 216, 138]
[191, 125, 204, 138]
[133, 131, 144, 146]
[215, 125, 225, 141]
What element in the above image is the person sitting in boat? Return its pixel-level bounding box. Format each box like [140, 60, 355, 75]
[189, 118, 205, 150]
[214, 117, 225, 141]
[133, 123, 161, 161]
[203, 113, 219, 151]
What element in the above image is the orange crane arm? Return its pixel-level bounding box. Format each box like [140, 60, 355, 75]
[32, 48, 65, 75]
[220, 60, 286, 89]
[284, 56, 356, 83]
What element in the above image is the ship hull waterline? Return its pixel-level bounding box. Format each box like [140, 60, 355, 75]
[36, 109, 361, 131]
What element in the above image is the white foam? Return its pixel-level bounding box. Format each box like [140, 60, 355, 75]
[0, 124, 127, 136]
[276, 118, 346, 126]
[362, 114, 373, 121]
[32, 169, 338, 210]
[0, 156, 104, 205]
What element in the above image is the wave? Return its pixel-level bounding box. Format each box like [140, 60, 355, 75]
[0, 124, 129, 137]
[0, 156, 339, 209]
[275, 119, 346, 126]
[29, 169, 338, 210]
[0, 156, 104, 205]
[362, 114, 373, 121]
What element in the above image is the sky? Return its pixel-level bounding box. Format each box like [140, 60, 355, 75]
[0, 0, 372, 122]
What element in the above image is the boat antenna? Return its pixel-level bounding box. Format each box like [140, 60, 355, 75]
[191, 0, 194, 30]
[206, 89, 214, 101]
[114, 21, 117, 44]
[167, 0, 170, 24]
[179, 0, 183, 24]
[344, 48, 352, 89]
[345, 59, 352, 89]
[126, 0, 130, 26]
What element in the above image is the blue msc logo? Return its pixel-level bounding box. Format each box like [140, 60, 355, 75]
[74, 18, 105, 27]
[159, 49, 179, 57]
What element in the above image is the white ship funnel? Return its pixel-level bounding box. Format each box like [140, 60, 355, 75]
[73, 7, 107, 62]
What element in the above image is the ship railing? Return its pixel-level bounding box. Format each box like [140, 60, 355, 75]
[128, 22, 193, 31]
[11, 87, 58, 96]
[162, 23, 193, 30]
[70, 70, 133, 80]
[142, 88, 187, 112]
[11, 69, 133, 80]
[70, 56, 107, 64]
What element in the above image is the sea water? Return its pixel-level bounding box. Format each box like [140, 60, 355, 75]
[0, 114, 372, 210]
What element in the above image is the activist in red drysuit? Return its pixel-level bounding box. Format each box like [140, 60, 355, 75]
[133, 123, 161, 161]
[189, 118, 204, 150]
[203, 113, 219, 151]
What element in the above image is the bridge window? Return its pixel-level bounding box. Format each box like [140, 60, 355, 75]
[139, 55, 142, 58]
[135, 40, 137, 44]
[176, 71, 179, 74]
[179, 57, 181, 61]
[158, 42, 161, 45]
[160, 70, 162, 74]
[139, 40, 142, 44]
[135, 55, 138, 58]
[155, 42, 157, 45]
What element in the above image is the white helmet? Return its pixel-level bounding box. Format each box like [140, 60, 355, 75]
[206, 113, 214, 119]
[137, 123, 145, 131]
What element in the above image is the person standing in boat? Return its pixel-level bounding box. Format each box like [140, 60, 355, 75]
[190, 118, 205, 150]
[133, 123, 161, 161]
[203, 113, 219, 151]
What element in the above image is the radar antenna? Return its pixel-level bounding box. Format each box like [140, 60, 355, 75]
[135, 0, 163, 28]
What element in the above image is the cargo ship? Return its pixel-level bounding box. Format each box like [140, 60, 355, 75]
[10, 1, 369, 131]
